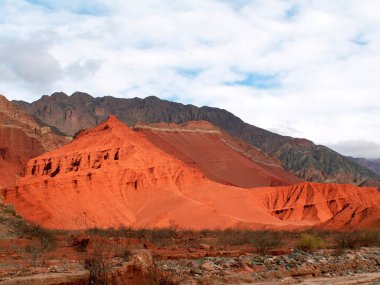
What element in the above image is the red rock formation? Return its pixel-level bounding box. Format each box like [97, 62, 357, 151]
[0, 125, 44, 189]
[2, 117, 379, 230]
[135, 121, 301, 188]
[14, 92, 379, 184]
[258, 182, 380, 228]
[0, 95, 70, 190]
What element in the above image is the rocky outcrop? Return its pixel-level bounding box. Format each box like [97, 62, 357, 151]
[0, 95, 70, 190]
[3, 117, 379, 230]
[155, 248, 380, 283]
[13, 92, 380, 184]
[0, 95, 70, 152]
[258, 182, 380, 228]
[0, 125, 44, 190]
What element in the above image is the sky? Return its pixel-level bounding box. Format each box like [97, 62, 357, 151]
[0, 0, 379, 159]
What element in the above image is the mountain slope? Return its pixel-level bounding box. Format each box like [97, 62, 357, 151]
[134, 121, 301, 187]
[349, 157, 380, 176]
[2, 116, 288, 229]
[13, 92, 380, 184]
[0, 95, 70, 190]
[2, 117, 379, 230]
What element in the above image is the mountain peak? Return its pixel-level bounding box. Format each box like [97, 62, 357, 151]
[57, 114, 148, 156]
[95, 115, 131, 132]
[105, 114, 119, 123]
[72, 115, 136, 143]
[50, 92, 69, 99]
[71, 91, 93, 99]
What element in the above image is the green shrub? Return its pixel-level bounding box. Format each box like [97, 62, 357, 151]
[296, 233, 327, 251]
[3, 205, 16, 216]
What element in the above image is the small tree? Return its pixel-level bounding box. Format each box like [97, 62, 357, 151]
[84, 242, 115, 285]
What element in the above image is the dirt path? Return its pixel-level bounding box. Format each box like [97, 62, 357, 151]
[300, 272, 380, 285]
[245, 272, 380, 285]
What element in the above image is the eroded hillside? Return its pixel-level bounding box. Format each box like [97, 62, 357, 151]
[2, 117, 379, 231]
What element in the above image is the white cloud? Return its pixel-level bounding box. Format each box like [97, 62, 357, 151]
[0, 39, 63, 86]
[328, 140, 380, 160]
[0, 0, 379, 158]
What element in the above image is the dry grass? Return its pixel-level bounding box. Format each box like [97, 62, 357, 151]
[85, 227, 284, 255]
[139, 265, 187, 285]
[86, 226, 179, 247]
[295, 233, 328, 251]
[333, 228, 380, 249]
[13, 220, 56, 250]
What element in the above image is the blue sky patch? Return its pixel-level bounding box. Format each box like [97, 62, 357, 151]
[26, 0, 107, 16]
[219, 0, 252, 10]
[351, 34, 368, 46]
[176, 68, 203, 78]
[284, 5, 299, 20]
[229, 73, 281, 89]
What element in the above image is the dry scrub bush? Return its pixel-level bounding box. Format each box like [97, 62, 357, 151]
[296, 233, 327, 251]
[86, 226, 179, 247]
[334, 231, 360, 249]
[73, 237, 90, 252]
[357, 228, 380, 246]
[18, 222, 56, 250]
[25, 243, 47, 267]
[139, 266, 186, 285]
[251, 230, 282, 255]
[86, 227, 283, 254]
[84, 242, 115, 285]
[84, 240, 133, 284]
[0, 206, 55, 267]
[334, 228, 380, 249]
[12, 221, 56, 267]
[216, 229, 282, 254]
[4, 212, 57, 254]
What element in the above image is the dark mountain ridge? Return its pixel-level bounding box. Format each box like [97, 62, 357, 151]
[13, 91, 380, 184]
[349, 157, 380, 176]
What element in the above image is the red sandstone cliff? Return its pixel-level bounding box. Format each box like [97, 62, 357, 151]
[2, 117, 379, 230]
[0, 95, 70, 190]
